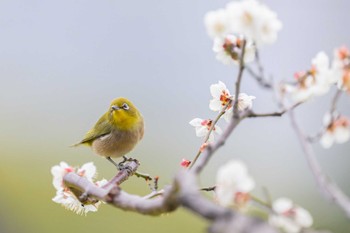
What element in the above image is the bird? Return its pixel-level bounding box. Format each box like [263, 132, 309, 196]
[73, 97, 144, 168]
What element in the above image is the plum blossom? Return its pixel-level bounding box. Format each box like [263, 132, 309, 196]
[204, 9, 231, 39]
[204, 0, 282, 48]
[51, 162, 106, 215]
[269, 198, 313, 233]
[226, 0, 282, 47]
[213, 34, 256, 65]
[234, 93, 256, 112]
[209, 81, 256, 122]
[332, 46, 350, 93]
[285, 52, 338, 102]
[189, 118, 222, 142]
[320, 113, 350, 148]
[215, 160, 255, 207]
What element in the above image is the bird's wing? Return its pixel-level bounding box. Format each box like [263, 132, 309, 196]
[72, 114, 112, 146]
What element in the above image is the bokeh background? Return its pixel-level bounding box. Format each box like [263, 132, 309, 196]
[0, 0, 349, 232]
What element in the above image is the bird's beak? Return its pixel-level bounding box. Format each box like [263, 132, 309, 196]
[111, 105, 120, 111]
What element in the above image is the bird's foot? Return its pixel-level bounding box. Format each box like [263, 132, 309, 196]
[107, 156, 139, 171]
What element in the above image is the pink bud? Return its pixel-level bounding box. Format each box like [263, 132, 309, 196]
[180, 159, 191, 168]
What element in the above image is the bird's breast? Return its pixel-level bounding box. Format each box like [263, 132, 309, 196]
[91, 127, 142, 158]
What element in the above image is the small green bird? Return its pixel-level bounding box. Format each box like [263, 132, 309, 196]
[73, 97, 144, 167]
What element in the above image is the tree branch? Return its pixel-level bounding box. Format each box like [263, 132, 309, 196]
[233, 40, 246, 117]
[248, 101, 302, 118]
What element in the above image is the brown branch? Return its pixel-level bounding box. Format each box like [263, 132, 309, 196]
[330, 89, 342, 114]
[63, 166, 280, 233]
[233, 40, 247, 117]
[200, 186, 216, 192]
[248, 101, 303, 118]
[246, 49, 273, 89]
[289, 110, 350, 218]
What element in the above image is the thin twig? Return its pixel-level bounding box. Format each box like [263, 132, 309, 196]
[191, 111, 249, 175]
[200, 186, 216, 192]
[246, 49, 273, 89]
[134, 171, 153, 181]
[330, 89, 342, 114]
[189, 100, 232, 169]
[248, 101, 303, 118]
[233, 40, 247, 117]
[250, 195, 272, 209]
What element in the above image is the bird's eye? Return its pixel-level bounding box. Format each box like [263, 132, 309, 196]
[121, 103, 129, 110]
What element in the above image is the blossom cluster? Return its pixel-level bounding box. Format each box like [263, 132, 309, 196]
[284, 48, 350, 102]
[215, 160, 255, 207]
[189, 81, 255, 142]
[320, 113, 350, 149]
[269, 198, 313, 233]
[282, 46, 350, 148]
[51, 162, 107, 215]
[204, 0, 282, 65]
[215, 161, 314, 232]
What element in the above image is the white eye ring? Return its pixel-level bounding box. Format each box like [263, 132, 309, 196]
[122, 103, 129, 110]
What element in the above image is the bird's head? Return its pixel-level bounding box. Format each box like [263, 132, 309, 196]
[108, 97, 142, 130]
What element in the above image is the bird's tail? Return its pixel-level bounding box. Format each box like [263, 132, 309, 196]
[70, 142, 82, 147]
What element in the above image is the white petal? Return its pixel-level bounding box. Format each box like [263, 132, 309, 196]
[320, 132, 334, 149]
[295, 207, 313, 228]
[222, 108, 233, 122]
[312, 51, 329, 72]
[210, 81, 227, 98]
[189, 118, 203, 127]
[322, 113, 332, 126]
[96, 179, 108, 187]
[213, 38, 225, 53]
[196, 126, 208, 137]
[78, 162, 97, 181]
[272, 197, 293, 214]
[209, 99, 223, 112]
[214, 125, 223, 135]
[216, 184, 234, 207]
[243, 43, 256, 63]
[334, 127, 350, 144]
[204, 9, 230, 39]
[237, 176, 255, 193]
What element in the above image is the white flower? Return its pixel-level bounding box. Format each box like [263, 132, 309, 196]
[215, 160, 255, 207]
[320, 113, 350, 148]
[209, 81, 256, 122]
[285, 51, 339, 102]
[52, 189, 102, 215]
[209, 81, 232, 111]
[234, 93, 256, 111]
[204, 9, 231, 39]
[310, 52, 338, 96]
[332, 46, 350, 93]
[269, 198, 313, 233]
[189, 118, 222, 142]
[51, 162, 105, 215]
[226, 0, 282, 47]
[283, 80, 313, 103]
[213, 35, 255, 65]
[51, 162, 74, 191]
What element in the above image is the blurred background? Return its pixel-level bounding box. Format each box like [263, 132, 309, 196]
[0, 0, 349, 232]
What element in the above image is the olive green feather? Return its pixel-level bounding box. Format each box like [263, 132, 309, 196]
[72, 113, 112, 146]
